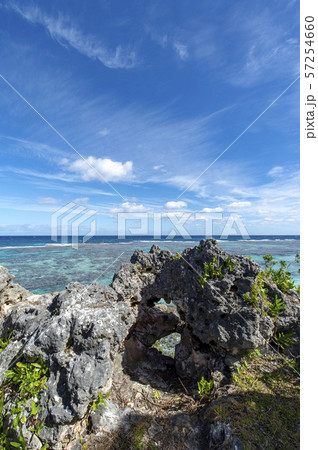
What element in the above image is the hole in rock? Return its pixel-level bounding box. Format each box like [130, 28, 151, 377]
[123, 298, 186, 393]
[152, 332, 181, 358]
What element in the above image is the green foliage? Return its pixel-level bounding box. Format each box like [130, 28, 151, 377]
[152, 389, 161, 399]
[172, 252, 181, 260]
[267, 295, 285, 320]
[273, 332, 296, 350]
[263, 254, 297, 293]
[295, 285, 300, 296]
[195, 246, 202, 252]
[132, 423, 146, 449]
[224, 256, 237, 273]
[91, 391, 110, 412]
[295, 253, 300, 266]
[218, 351, 300, 449]
[198, 257, 223, 288]
[243, 272, 286, 320]
[197, 376, 214, 398]
[0, 337, 11, 354]
[5, 357, 48, 399]
[0, 330, 12, 354]
[243, 272, 267, 308]
[198, 256, 238, 289]
[0, 357, 49, 448]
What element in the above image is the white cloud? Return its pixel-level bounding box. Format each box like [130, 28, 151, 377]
[98, 128, 110, 136]
[268, 166, 284, 177]
[38, 197, 60, 204]
[173, 42, 189, 60]
[164, 201, 187, 210]
[9, 4, 136, 69]
[227, 201, 252, 208]
[73, 197, 89, 204]
[228, 9, 299, 86]
[153, 165, 165, 171]
[201, 207, 223, 213]
[111, 202, 148, 213]
[64, 156, 133, 182]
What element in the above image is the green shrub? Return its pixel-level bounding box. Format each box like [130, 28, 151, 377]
[273, 332, 295, 350]
[263, 255, 297, 293]
[243, 272, 267, 308]
[267, 295, 285, 320]
[90, 391, 110, 412]
[198, 257, 223, 288]
[197, 376, 214, 398]
[5, 357, 48, 399]
[0, 356, 49, 449]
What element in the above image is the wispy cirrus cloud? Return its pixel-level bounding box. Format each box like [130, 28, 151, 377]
[6, 2, 137, 69]
[173, 42, 189, 60]
[37, 197, 60, 205]
[227, 6, 299, 86]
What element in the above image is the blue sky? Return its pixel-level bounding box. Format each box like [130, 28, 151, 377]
[0, 0, 299, 236]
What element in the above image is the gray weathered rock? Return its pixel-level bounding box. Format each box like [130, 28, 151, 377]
[0, 239, 300, 448]
[113, 239, 300, 380]
[0, 282, 135, 447]
[0, 265, 32, 318]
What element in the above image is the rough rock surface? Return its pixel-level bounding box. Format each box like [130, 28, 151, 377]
[0, 266, 32, 318]
[116, 239, 299, 382]
[0, 239, 300, 448]
[0, 282, 135, 446]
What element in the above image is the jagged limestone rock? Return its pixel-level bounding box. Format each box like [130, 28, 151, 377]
[0, 239, 299, 448]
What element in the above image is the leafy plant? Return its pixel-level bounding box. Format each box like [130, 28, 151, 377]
[0, 330, 12, 354]
[267, 295, 285, 319]
[173, 252, 181, 260]
[198, 257, 224, 288]
[132, 424, 146, 449]
[0, 357, 49, 448]
[243, 272, 267, 308]
[0, 337, 11, 354]
[91, 391, 109, 412]
[197, 376, 214, 398]
[5, 356, 48, 398]
[263, 255, 296, 292]
[295, 253, 300, 266]
[295, 285, 300, 296]
[273, 332, 295, 350]
[152, 389, 161, 399]
[224, 256, 237, 273]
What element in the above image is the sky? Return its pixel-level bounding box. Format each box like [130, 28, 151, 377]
[0, 0, 300, 237]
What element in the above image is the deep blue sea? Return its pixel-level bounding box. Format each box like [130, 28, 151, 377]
[0, 235, 300, 294]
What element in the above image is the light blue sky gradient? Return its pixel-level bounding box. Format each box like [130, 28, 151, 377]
[0, 0, 299, 235]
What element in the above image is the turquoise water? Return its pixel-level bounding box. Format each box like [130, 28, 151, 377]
[0, 237, 300, 294]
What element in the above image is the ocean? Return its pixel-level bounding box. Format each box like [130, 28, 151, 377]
[0, 235, 300, 295]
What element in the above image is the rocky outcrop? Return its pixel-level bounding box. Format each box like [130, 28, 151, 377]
[0, 239, 300, 449]
[116, 240, 299, 383]
[0, 282, 135, 446]
[0, 266, 32, 318]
